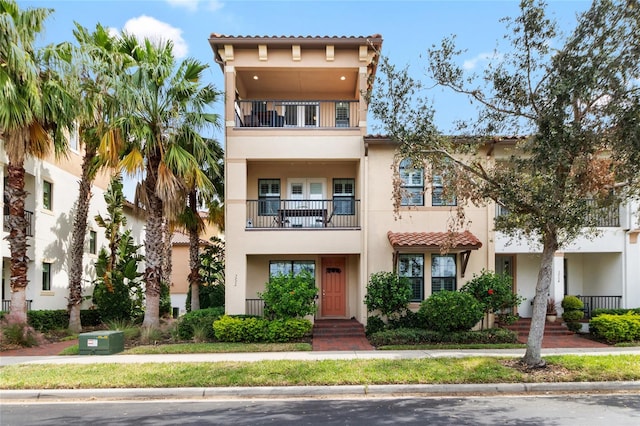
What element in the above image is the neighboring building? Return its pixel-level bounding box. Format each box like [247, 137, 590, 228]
[1, 136, 146, 312]
[209, 33, 640, 324]
[169, 214, 223, 316]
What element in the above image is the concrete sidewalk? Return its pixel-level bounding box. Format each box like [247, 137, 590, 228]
[2, 347, 639, 401]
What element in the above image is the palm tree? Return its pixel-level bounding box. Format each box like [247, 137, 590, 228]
[117, 35, 218, 328]
[0, 1, 74, 322]
[62, 23, 127, 332]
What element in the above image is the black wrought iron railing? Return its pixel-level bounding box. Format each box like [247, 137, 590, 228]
[2, 299, 33, 312]
[496, 201, 619, 227]
[576, 295, 622, 318]
[3, 210, 34, 236]
[246, 199, 361, 229]
[245, 299, 265, 317]
[235, 100, 359, 128]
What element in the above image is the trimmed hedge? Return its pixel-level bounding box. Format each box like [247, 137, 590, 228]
[25, 310, 102, 332]
[177, 306, 225, 341]
[591, 308, 640, 317]
[368, 327, 518, 347]
[589, 313, 640, 343]
[213, 315, 312, 343]
[418, 291, 484, 333]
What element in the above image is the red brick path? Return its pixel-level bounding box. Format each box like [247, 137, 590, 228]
[312, 319, 374, 351]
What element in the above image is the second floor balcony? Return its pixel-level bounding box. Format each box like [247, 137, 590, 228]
[496, 200, 620, 228]
[246, 199, 361, 229]
[235, 100, 359, 129]
[2, 209, 34, 237]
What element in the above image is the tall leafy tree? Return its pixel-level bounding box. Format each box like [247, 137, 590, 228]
[0, 0, 74, 322]
[117, 35, 217, 328]
[58, 23, 127, 332]
[369, 0, 640, 367]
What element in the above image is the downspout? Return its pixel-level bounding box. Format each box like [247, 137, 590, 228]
[362, 142, 369, 324]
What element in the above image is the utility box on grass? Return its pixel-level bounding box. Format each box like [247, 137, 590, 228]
[79, 330, 124, 355]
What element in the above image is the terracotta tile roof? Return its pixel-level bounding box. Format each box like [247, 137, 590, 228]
[387, 230, 483, 250]
[171, 231, 210, 247]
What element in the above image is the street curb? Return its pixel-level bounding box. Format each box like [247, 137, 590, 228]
[2, 381, 639, 401]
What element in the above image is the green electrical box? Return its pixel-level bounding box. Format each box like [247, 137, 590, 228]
[79, 330, 124, 355]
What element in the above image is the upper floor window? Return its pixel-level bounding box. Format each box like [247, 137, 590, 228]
[432, 173, 456, 206]
[42, 262, 52, 291]
[335, 102, 349, 127]
[399, 159, 424, 206]
[333, 178, 354, 215]
[43, 180, 52, 210]
[431, 254, 456, 293]
[284, 102, 318, 127]
[258, 179, 280, 215]
[89, 230, 97, 254]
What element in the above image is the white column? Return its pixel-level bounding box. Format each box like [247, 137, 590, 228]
[552, 252, 565, 312]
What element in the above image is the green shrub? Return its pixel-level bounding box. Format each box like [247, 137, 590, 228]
[258, 271, 318, 320]
[80, 310, 102, 327]
[496, 313, 519, 325]
[590, 313, 640, 343]
[418, 291, 484, 333]
[213, 315, 312, 343]
[177, 307, 225, 341]
[566, 321, 583, 333]
[459, 270, 524, 314]
[591, 308, 640, 317]
[561, 295, 584, 311]
[0, 314, 45, 347]
[387, 310, 422, 329]
[562, 309, 584, 322]
[26, 310, 69, 331]
[186, 283, 225, 312]
[367, 327, 518, 347]
[364, 272, 412, 319]
[365, 315, 385, 336]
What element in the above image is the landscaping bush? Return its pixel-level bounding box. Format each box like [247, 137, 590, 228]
[258, 271, 318, 319]
[459, 270, 524, 314]
[368, 327, 518, 347]
[561, 295, 584, 311]
[80, 310, 102, 327]
[418, 291, 484, 333]
[562, 309, 584, 322]
[364, 271, 412, 319]
[387, 309, 422, 329]
[0, 314, 45, 347]
[565, 321, 583, 333]
[590, 313, 640, 343]
[27, 310, 70, 331]
[591, 308, 640, 317]
[213, 315, 312, 343]
[365, 315, 385, 336]
[177, 306, 225, 341]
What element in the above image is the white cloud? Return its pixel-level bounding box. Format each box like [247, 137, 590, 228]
[122, 15, 189, 58]
[165, 0, 224, 13]
[463, 52, 501, 71]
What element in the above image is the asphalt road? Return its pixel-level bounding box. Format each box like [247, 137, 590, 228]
[2, 393, 639, 425]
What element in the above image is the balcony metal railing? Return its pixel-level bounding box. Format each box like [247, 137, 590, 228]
[235, 100, 359, 128]
[3, 210, 34, 236]
[576, 295, 622, 319]
[246, 199, 361, 229]
[2, 299, 33, 312]
[496, 201, 620, 227]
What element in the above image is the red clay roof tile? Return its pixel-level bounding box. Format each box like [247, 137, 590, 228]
[387, 230, 482, 250]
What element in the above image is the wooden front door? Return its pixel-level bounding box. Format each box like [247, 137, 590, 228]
[321, 257, 346, 317]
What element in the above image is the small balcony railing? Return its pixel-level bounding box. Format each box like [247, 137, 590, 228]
[3, 210, 34, 236]
[235, 100, 359, 128]
[246, 199, 361, 229]
[2, 299, 33, 312]
[576, 295, 622, 319]
[246, 299, 265, 317]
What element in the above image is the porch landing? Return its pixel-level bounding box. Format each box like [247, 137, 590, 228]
[502, 318, 609, 348]
[312, 319, 374, 351]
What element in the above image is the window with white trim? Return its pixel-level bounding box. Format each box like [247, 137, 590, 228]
[333, 178, 354, 215]
[399, 159, 424, 206]
[89, 230, 97, 254]
[269, 260, 315, 284]
[258, 179, 280, 215]
[42, 262, 52, 291]
[43, 180, 53, 210]
[432, 173, 456, 206]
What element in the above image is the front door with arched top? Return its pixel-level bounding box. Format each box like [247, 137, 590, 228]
[321, 257, 346, 317]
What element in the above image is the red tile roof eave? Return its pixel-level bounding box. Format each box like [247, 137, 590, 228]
[387, 230, 483, 251]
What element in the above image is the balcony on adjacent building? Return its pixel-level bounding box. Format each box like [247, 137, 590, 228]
[235, 100, 359, 129]
[246, 199, 361, 229]
[2, 209, 34, 236]
[496, 200, 620, 227]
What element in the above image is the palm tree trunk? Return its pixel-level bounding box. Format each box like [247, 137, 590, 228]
[188, 191, 201, 311]
[6, 162, 30, 323]
[67, 147, 96, 333]
[142, 156, 163, 329]
[522, 229, 558, 367]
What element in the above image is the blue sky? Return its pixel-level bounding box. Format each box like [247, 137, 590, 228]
[20, 0, 592, 195]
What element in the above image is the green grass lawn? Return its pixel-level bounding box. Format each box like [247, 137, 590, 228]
[1, 355, 639, 389]
[59, 342, 312, 355]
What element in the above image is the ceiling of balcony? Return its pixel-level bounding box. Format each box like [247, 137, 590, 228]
[236, 68, 360, 100]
